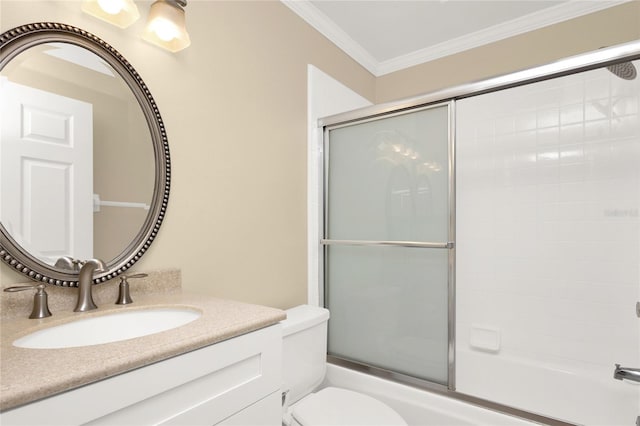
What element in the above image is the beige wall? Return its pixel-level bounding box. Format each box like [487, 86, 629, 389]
[0, 0, 375, 309]
[2, 1, 639, 309]
[376, 1, 640, 103]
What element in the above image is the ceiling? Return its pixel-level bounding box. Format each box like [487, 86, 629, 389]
[282, 0, 629, 76]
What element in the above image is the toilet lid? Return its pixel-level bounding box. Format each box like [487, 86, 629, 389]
[291, 387, 407, 426]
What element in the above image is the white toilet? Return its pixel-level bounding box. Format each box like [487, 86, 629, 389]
[281, 305, 407, 426]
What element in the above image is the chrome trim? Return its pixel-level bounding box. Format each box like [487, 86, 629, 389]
[323, 101, 451, 132]
[327, 358, 576, 426]
[318, 125, 329, 306]
[319, 40, 640, 128]
[328, 355, 449, 392]
[447, 100, 456, 390]
[321, 126, 331, 309]
[320, 239, 453, 249]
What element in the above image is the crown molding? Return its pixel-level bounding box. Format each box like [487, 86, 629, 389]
[281, 0, 631, 77]
[281, 0, 379, 75]
[376, 0, 631, 75]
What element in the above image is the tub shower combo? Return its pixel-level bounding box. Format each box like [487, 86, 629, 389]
[319, 41, 640, 425]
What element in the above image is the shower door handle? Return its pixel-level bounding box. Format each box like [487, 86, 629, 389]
[320, 239, 454, 249]
[613, 364, 640, 383]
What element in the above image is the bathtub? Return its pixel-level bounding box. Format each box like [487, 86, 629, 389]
[321, 363, 538, 426]
[455, 350, 639, 426]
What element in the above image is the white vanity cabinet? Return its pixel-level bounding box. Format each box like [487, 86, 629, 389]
[1, 324, 282, 426]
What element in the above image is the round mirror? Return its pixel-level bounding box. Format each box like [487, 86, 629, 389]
[0, 23, 170, 286]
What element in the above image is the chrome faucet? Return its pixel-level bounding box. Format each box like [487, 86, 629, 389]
[74, 259, 106, 312]
[614, 364, 640, 383]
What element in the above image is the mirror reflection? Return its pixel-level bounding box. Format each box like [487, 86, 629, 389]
[0, 42, 154, 268]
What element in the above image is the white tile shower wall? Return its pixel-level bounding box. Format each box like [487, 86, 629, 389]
[455, 62, 640, 425]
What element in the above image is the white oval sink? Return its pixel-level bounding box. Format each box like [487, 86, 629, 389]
[14, 307, 201, 349]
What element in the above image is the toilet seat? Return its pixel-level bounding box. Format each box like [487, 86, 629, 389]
[290, 387, 407, 426]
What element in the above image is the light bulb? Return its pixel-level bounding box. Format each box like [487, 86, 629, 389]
[151, 18, 179, 42]
[142, 0, 191, 52]
[97, 0, 124, 15]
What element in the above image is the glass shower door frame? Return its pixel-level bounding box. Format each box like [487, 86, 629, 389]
[316, 39, 640, 426]
[320, 101, 457, 392]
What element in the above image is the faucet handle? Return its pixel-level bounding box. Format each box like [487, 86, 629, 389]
[4, 284, 52, 319]
[115, 273, 148, 305]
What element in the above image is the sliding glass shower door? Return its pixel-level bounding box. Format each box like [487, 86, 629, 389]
[322, 103, 454, 387]
[455, 59, 640, 424]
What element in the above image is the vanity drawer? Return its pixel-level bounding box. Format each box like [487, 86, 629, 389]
[1, 324, 282, 426]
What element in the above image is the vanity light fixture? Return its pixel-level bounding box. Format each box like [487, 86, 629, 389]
[81, 0, 140, 28]
[142, 0, 191, 52]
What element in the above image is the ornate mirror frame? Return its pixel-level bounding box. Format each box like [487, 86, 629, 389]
[0, 23, 170, 286]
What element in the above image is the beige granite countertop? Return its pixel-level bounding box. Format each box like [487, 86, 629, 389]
[0, 269, 286, 411]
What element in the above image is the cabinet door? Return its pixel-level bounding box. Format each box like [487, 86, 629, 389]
[1, 325, 282, 426]
[217, 392, 281, 426]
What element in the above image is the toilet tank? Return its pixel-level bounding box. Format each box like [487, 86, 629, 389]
[282, 305, 330, 404]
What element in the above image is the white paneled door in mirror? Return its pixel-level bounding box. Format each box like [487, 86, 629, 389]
[0, 79, 93, 264]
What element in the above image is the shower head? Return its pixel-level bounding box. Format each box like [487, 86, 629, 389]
[607, 61, 637, 80]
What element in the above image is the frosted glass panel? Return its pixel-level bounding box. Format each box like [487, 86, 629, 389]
[327, 105, 449, 242]
[325, 104, 451, 386]
[326, 245, 449, 385]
